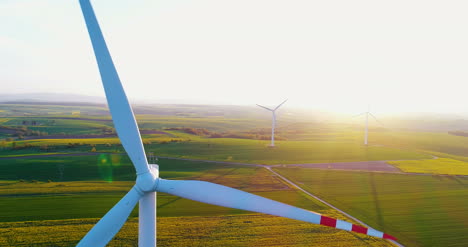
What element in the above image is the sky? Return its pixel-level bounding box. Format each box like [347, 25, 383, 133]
[1, 0, 468, 115]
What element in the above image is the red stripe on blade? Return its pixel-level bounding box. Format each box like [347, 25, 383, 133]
[320, 216, 337, 227]
[383, 233, 397, 241]
[351, 224, 368, 234]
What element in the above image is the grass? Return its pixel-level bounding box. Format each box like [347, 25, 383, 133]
[0, 104, 109, 117]
[274, 167, 468, 247]
[0, 155, 394, 246]
[138, 115, 268, 132]
[0, 155, 136, 182]
[1, 118, 111, 135]
[388, 158, 468, 175]
[0, 157, 332, 222]
[3, 106, 468, 246]
[372, 131, 468, 158]
[0, 180, 133, 195]
[0, 152, 66, 158]
[3, 132, 180, 147]
[1, 130, 430, 165]
[3, 111, 458, 168]
[4, 104, 468, 160]
[140, 137, 430, 164]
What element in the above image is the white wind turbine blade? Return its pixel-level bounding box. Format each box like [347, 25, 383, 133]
[77, 186, 143, 247]
[274, 99, 288, 111]
[156, 179, 397, 240]
[256, 104, 273, 111]
[369, 113, 384, 126]
[79, 0, 149, 175]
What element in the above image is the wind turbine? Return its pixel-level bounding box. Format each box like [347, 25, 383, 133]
[257, 100, 287, 147]
[76, 1, 396, 246]
[353, 106, 383, 145]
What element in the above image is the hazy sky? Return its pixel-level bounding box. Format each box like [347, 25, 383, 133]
[1, 0, 467, 114]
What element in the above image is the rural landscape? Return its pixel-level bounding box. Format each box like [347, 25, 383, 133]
[2, 0, 468, 246]
[0, 101, 467, 246]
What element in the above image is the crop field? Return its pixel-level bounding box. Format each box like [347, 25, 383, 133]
[2, 132, 431, 165]
[0, 104, 110, 116]
[3, 105, 467, 166]
[371, 131, 468, 159]
[0, 156, 329, 221]
[1, 107, 453, 171]
[273, 168, 468, 247]
[3, 104, 468, 246]
[0, 214, 390, 247]
[1, 118, 111, 135]
[138, 115, 269, 132]
[388, 158, 468, 175]
[0, 156, 392, 246]
[140, 137, 431, 164]
[0, 155, 135, 182]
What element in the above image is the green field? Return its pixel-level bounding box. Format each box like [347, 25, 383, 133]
[141, 137, 431, 165]
[3, 107, 468, 166]
[3, 103, 468, 246]
[0, 156, 392, 246]
[0, 104, 110, 117]
[0, 157, 331, 221]
[273, 168, 468, 247]
[2, 133, 431, 165]
[372, 131, 468, 159]
[2, 118, 111, 135]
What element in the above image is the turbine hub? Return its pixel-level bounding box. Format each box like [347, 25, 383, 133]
[136, 164, 159, 192]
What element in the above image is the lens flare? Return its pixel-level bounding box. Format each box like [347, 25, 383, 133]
[97, 153, 113, 183]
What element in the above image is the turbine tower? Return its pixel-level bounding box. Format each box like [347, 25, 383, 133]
[354, 106, 382, 145]
[77, 1, 396, 246]
[257, 100, 287, 147]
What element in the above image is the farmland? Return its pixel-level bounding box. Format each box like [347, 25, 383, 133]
[273, 168, 468, 247]
[0, 156, 391, 246]
[388, 158, 468, 175]
[5, 105, 468, 167]
[2, 103, 468, 246]
[0, 215, 390, 247]
[0, 127, 431, 165]
[3, 103, 468, 166]
[0, 137, 430, 165]
[371, 131, 468, 160]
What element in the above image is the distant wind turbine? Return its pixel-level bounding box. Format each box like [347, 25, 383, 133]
[257, 100, 287, 147]
[353, 106, 383, 145]
[76, 1, 396, 246]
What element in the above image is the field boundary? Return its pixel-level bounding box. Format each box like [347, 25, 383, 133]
[266, 167, 404, 247]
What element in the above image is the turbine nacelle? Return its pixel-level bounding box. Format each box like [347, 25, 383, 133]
[136, 164, 159, 192]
